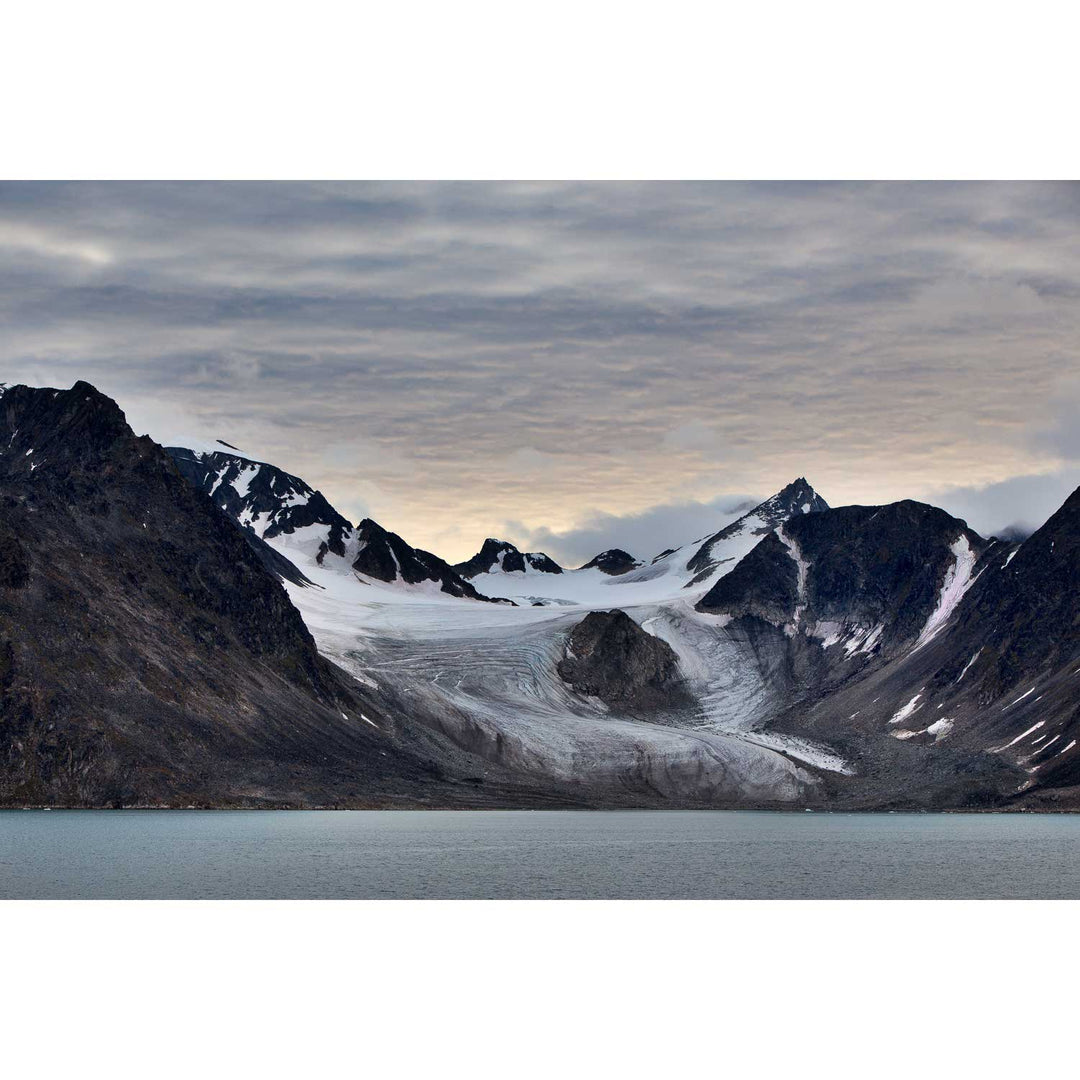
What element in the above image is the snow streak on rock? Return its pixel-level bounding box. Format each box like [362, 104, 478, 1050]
[913, 535, 980, 650]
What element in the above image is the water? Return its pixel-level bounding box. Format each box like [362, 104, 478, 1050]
[3, 809, 1080, 899]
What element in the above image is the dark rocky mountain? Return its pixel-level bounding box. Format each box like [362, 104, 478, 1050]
[580, 549, 641, 575]
[164, 448, 319, 587]
[557, 610, 691, 712]
[948, 487, 1079, 689]
[880, 484, 1080, 803]
[0, 381, 530, 807]
[692, 492, 1080, 807]
[698, 500, 989, 660]
[354, 518, 511, 602]
[692, 499, 996, 709]
[454, 538, 562, 578]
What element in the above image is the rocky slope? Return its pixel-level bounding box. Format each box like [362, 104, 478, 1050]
[690, 494, 1080, 807]
[697, 500, 990, 661]
[168, 444, 354, 558]
[353, 518, 508, 601]
[682, 477, 828, 586]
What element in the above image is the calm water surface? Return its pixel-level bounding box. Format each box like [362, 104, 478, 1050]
[2, 809, 1079, 899]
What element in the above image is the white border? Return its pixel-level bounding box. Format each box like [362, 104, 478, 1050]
[4, 4, 1078, 1075]
[4, 899, 1074, 1078]
[4, 1, 1079, 179]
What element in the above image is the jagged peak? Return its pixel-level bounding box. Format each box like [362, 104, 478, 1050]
[356, 516, 391, 538]
[762, 477, 828, 510]
[167, 439, 261, 464]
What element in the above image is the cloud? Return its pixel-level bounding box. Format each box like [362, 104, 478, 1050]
[923, 469, 1080, 539]
[660, 421, 729, 458]
[1, 181, 1079, 559]
[1026, 376, 1080, 464]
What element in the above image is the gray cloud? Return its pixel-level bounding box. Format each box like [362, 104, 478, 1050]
[926, 470, 1079, 540]
[1, 181, 1079, 560]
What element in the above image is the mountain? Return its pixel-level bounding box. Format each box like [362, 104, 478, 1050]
[454, 538, 563, 578]
[168, 446, 505, 603]
[596, 478, 829, 598]
[6, 380, 1079, 812]
[0, 382, 531, 807]
[168, 445, 353, 560]
[690, 493, 1080, 807]
[697, 500, 990, 660]
[682, 477, 829, 586]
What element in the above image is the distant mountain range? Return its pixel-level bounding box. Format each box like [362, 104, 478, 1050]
[2, 379, 1077, 809]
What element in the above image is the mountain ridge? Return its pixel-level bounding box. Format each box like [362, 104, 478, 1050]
[4, 380, 1078, 810]
[168, 445, 506, 604]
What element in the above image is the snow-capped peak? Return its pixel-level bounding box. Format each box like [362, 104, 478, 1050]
[604, 479, 830, 592]
[167, 445, 353, 558]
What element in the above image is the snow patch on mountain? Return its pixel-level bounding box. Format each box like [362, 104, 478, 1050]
[777, 525, 810, 633]
[913, 534, 980, 650]
[956, 647, 983, 683]
[889, 693, 924, 725]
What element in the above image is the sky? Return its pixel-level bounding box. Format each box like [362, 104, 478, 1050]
[2, 181, 1078, 564]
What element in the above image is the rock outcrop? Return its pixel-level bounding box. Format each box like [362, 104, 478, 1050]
[557, 609, 691, 712]
[580, 549, 641, 576]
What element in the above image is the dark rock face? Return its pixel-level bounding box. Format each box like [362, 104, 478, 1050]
[354, 519, 510, 602]
[454, 538, 562, 578]
[685, 477, 828, 584]
[557, 610, 691, 711]
[168, 446, 352, 578]
[897, 483, 1080, 798]
[455, 539, 517, 577]
[786, 501, 986, 649]
[0, 524, 30, 589]
[580, 549, 642, 576]
[0, 381, 492, 807]
[951, 486, 1079, 689]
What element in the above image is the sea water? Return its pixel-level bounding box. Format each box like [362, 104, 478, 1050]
[3, 809, 1079, 899]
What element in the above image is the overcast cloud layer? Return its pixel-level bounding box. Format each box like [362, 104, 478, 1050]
[2, 181, 1078, 562]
